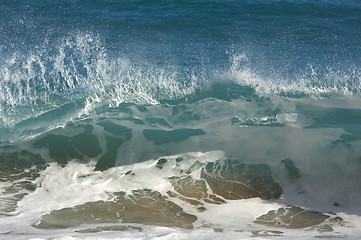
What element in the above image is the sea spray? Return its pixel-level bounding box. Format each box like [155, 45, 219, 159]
[1, 0, 361, 239]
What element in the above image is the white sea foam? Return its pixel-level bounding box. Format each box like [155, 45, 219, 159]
[0, 33, 198, 130]
[0, 148, 360, 239]
[1, 33, 361, 130]
[1, 34, 361, 240]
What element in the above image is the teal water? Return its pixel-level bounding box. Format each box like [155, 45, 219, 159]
[1, 1, 361, 239]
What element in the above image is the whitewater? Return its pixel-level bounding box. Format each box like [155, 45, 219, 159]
[1, 0, 361, 239]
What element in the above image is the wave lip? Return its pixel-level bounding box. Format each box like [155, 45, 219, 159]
[1, 32, 361, 148]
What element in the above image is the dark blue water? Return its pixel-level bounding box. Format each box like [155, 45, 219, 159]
[1, 0, 360, 139]
[1, 1, 361, 239]
[1, 1, 360, 71]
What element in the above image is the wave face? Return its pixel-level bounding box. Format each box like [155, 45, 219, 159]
[1, 1, 361, 239]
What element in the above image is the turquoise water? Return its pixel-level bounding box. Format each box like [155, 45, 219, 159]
[1, 1, 361, 239]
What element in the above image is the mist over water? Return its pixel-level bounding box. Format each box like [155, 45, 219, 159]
[1, 0, 361, 239]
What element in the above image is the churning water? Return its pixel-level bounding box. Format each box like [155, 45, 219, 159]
[1, 1, 361, 239]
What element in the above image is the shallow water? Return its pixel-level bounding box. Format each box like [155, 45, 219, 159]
[1, 0, 361, 239]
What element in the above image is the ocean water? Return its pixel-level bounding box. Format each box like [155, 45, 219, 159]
[1, 0, 361, 239]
